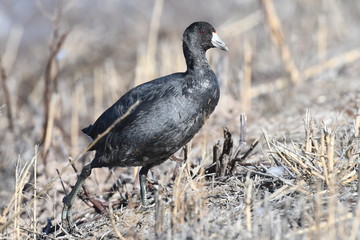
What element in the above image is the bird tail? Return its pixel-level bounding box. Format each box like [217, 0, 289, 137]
[82, 125, 94, 139]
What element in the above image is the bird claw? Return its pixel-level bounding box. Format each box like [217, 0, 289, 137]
[61, 205, 75, 231]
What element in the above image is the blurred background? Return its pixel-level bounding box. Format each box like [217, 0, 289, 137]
[1, 0, 360, 237]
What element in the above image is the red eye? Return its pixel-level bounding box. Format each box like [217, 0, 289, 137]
[199, 30, 205, 34]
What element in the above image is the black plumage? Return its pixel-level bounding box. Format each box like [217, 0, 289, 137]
[62, 21, 228, 228]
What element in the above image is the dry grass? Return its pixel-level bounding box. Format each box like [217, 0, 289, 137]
[1, 0, 360, 239]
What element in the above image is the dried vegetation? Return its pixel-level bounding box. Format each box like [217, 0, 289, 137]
[1, 0, 360, 239]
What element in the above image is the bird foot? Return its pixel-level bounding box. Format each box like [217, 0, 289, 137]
[61, 205, 75, 231]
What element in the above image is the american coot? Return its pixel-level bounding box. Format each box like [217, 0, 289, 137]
[62, 21, 228, 227]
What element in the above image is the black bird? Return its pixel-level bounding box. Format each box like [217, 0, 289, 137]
[62, 21, 228, 227]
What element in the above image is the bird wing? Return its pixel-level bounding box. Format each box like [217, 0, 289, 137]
[82, 73, 184, 148]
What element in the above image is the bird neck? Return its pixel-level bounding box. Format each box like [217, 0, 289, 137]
[183, 42, 210, 73]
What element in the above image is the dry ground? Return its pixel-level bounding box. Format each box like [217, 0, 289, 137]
[1, 0, 360, 239]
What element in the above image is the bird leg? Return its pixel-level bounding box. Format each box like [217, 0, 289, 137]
[62, 163, 92, 229]
[139, 164, 154, 206]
